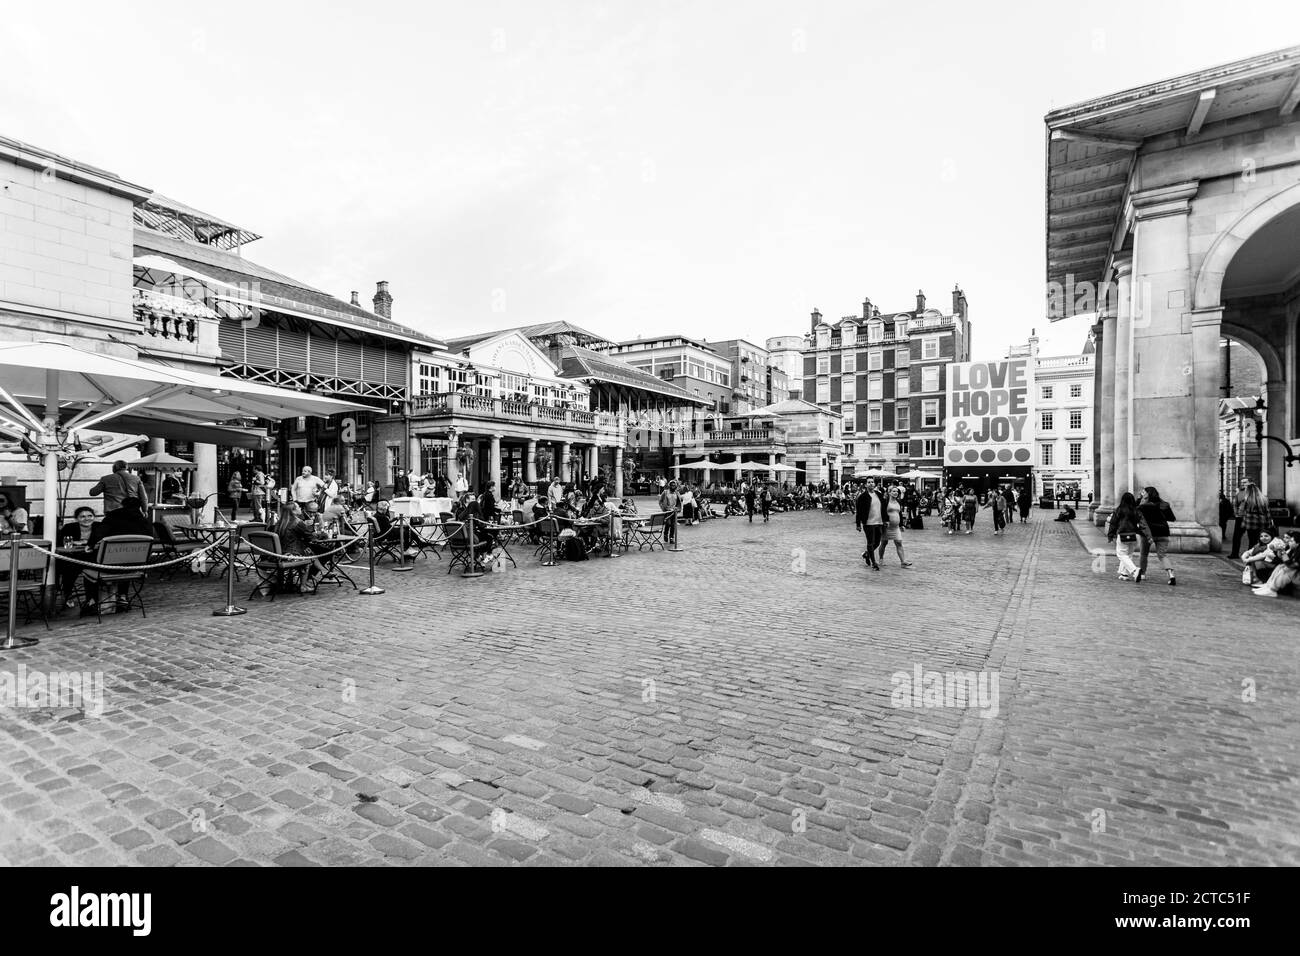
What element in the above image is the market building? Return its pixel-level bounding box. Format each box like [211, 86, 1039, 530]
[1047, 44, 1300, 549]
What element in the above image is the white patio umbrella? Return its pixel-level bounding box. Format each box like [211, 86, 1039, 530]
[900, 469, 941, 480]
[0, 340, 370, 568]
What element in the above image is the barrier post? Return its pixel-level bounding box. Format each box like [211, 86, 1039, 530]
[2, 533, 39, 651]
[360, 519, 385, 595]
[212, 530, 246, 617]
[541, 518, 556, 567]
[606, 510, 619, 558]
[667, 510, 682, 553]
[393, 516, 414, 573]
[461, 517, 484, 579]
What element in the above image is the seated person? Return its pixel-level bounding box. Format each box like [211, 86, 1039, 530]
[1253, 532, 1300, 597]
[83, 498, 155, 612]
[1055, 505, 1077, 522]
[1242, 533, 1284, 585]
[273, 504, 326, 591]
[57, 506, 100, 609]
[0, 501, 29, 535]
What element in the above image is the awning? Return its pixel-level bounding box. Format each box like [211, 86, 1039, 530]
[108, 415, 275, 450]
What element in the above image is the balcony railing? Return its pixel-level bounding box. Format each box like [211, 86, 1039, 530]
[410, 391, 595, 430]
[706, 428, 787, 446]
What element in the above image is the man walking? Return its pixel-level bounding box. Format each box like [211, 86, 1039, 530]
[659, 479, 682, 545]
[1227, 477, 1250, 559]
[856, 480, 885, 570]
[744, 481, 757, 523]
[89, 460, 149, 514]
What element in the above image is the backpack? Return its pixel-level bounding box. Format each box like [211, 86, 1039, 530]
[561, 537, 589, 561]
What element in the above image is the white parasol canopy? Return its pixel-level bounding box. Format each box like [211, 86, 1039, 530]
[0, 339, 371, 568]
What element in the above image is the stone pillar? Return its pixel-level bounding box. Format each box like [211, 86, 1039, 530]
[560, 442, 571, 483]
[489, 434, 502, 497]
[1094, 310, 1117, 526]
[194, 442, 217, 523]
[148, 437, 166, 455]
[526, 438, 537, 484]
[671, 454, 680, 481]
[446, 433, 459, 487]
[1112, 259, 1133, 508]
[1263, 379, 1287, 498]
[614, 446, 624, 497]
[409, 436, 422, 478]
[1130, 181, 1212, 550]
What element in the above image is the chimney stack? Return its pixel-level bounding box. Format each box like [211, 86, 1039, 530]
[916, 289, 926, 313]
[350, 291, 360, 307]
[810, 308, 822, 332]
[862, 298, 872, 319]
[952, 284, 967, 318]
[373, 280, 393, 319]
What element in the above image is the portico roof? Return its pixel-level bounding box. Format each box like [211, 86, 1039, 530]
[558, 346, 707, 404]
[1045, 45, 1300, 315]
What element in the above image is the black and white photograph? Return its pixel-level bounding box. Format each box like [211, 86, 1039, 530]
[1, 0, 1296, 935]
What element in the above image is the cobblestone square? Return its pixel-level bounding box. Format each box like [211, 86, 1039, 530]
[2, 506, 1295, 866]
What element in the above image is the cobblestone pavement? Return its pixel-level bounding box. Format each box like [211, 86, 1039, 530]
[1, 504, 1296, 866]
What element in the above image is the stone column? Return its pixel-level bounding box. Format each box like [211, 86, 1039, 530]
[614, 446, 624, 497]
[489, 434, 502, 497]
[194, 442, 217, 523]
[409, 435, 422, 478]
[1263, 379, 1287, 498]
[1094, 310, 1117, 526]
[671, 454, 680, 481]
[1112, 259, 1133, 508]
[1131, 181, 1211, 550]
[560, 442, 571, 483]
[148, 438, 166, 455]
[446, 433, 459, 487]
[525, 438, 537, 484]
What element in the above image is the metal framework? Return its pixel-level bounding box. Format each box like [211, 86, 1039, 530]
[221, 364, 401, 404]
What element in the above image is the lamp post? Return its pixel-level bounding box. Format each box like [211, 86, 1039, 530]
[1252, 397, 1299, 517]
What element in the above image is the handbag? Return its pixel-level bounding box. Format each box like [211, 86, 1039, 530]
[1241, 567, 1254, 586]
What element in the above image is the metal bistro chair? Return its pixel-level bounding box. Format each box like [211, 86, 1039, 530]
[245, 530, 316, 601]
[0, 538, 53, 630]
[443, 520, 490, 575]
[82, 534, 154, 622]
[152, 521, 208, 578]
[627, 512, 667, 552]
[368, 515, 406, 565]
[533, 516, 561, 563]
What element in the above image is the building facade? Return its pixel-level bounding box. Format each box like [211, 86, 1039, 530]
[1006, 333, 1095, 502]
[765, 335, 804, 401]
[1047, 45, 1300, 549]
[799, 288, 972, 480]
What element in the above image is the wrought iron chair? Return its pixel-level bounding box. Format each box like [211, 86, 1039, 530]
[627, 512, 667, 552]
[244, 530, 316, 600]
[82, 535, 153, 621]
[0, 538, 53, 629]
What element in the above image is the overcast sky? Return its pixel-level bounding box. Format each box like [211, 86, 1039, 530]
[3, 2, 1294, 359]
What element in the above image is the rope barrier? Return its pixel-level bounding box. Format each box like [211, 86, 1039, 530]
[18, 536, 232, 572]
[239, 534, 367, 561]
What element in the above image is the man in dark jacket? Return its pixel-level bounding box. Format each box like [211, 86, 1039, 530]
[89, 460, 148, 514]
[84, 498, 155, 612]
[392, 469, 412, 498]
[855, 481, 887, 570]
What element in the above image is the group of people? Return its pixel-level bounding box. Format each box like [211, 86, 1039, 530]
[1219, 478, 1298, 598]
[1105, 487, 1179, 586]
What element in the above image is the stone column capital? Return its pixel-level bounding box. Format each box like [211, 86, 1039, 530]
[1127, 181, 1199, 222]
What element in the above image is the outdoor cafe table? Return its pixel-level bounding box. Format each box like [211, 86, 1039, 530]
[311, 536, 359, 590]
[173, 521, 253, 575]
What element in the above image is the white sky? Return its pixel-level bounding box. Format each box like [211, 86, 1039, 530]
[3, 2, 1294, 359]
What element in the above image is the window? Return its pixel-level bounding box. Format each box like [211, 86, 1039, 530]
[868, 442, 882, 457]
[719, 372, 729, 387]
[841, 377, 856, 402]
[842, 412, 853, 435]
[896, 442, 909, 456]
[922, 400, 939, 428]
[867, 322, 883, 343]
[844, 443, 854, 457]
[817, 356, 830, 375]
[868, 406, 882, 433]
[895, 375, 909, 399]
[1070, 383, 1082, 399]
[1069, 410, 1083, 430]
[922, 337, 939, 360]
[1069, 442, 1083, 466]
[816, 329, 830, 349]
[416, 362, 442, 396]
[867, 351, 883, 371]
[896, 347, 910, 366]
[816, 379, 830, 404]
[868, 373, 882, 400]
[842, 352, 855, 374]
[1041, 411, 1054, 431]
[923, 439, 940, 457]
[895, 318, 908, 338]
[1041, 385, 1053, 400]
[896, 404, 910, 431]
[841, 325, 856, 347]
[1040, 444, 1054, 466]
[922, 366, 939, 393]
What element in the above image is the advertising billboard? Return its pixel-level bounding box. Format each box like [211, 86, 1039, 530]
[944, 359, 1035, 468]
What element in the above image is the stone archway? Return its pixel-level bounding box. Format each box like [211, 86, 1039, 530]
[1194, 180, 1300, 311]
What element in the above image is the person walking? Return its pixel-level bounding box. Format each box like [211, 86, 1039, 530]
[961, 487, 979, 534]
[879, 486, 913, 568]
[986, 485, 1008, 535]
[760, 483, 772, 523]
[1106, 491, 1152, 582]
[1017, 485, 1032, 524]
[249, 468, 270, 522]
[659, 479, 682, 545]
[1136, 486, 1177, 586]
[855, 480, 885, 570]
[292, 467, 324, 509]
[1226, 477, 1251, 558]
[392, 468, 412, 498]
[1217, 491, 1233, 546]
[89, 460, 149, 515]
[744, 481, 757, 523]
[1235, 481, 1271, 559]
[226, 471, 246, 521]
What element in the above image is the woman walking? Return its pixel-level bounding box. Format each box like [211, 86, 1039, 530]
[227, 471, 246, 521]
[961, 487, 979, 535]
[1017, 485, 1032, 523]
[1137, 486, 1177, 585]
[878, 486, 913, 568]
[1106, 491, 1152, 582]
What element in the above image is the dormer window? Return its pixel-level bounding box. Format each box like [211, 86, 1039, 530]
[816, 329, 830, 349]
[867, 322, 883, 343]
[841, 324, 856, 347]
[895, 317, 908, 338]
